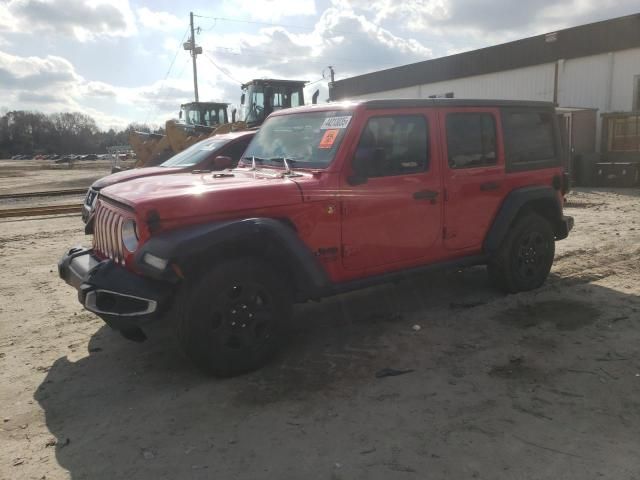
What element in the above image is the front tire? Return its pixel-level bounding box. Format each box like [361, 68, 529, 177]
[488, 213, 555, 293]
[176, 258, 292, 376]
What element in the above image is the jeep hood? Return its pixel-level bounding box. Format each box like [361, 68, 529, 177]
[92, 167, 182, 190]
[100, 168, 306, 220]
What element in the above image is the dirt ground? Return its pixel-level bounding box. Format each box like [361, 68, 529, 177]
[0, 188, 639, 480]
[0, 159, 133, 196]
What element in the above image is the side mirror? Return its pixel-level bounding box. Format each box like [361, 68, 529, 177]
[240, 93, 245, 105]
[213, 155, 233, 170]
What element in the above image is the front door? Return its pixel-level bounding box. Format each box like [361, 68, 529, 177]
[439, 108, 505, 251]
[341, 110, 443, 272]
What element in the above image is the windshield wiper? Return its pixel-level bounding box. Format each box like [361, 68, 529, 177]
[268, 157, 300, 175]
[240, 156, 267, 170]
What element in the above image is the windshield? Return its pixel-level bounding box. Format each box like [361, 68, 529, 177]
[160, 137, 231, 167]
[183, 105, 227, 127]
[242, 110, 353, 169]
[241, 84, 304, 125]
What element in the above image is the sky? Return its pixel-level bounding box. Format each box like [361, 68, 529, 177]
[1, 0, 638, 130]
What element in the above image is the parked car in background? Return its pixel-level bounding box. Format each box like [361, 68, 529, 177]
[81, 130, 255, 222]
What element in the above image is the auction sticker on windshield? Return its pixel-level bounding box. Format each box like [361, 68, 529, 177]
[321, 116, 352, 129]
[319, 129, 339, 149]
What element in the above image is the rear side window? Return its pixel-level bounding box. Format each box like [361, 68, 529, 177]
[446, 113, 497, 169]
[502, 109, 558, 171]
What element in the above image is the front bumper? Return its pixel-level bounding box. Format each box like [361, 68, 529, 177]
[557, 215, 574, 240]
[58, 247, 172, 333]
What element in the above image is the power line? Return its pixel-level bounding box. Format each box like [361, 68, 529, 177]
[144, 27, 190, 124]
[193, 14, 355, 36]
[306, 77, 326, 86]
[202, 52, 243, 85]
[208, 45, 383, 68]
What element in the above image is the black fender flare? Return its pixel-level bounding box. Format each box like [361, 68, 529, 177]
[483, 186, 562, 255]
[134, 218, 329, 300]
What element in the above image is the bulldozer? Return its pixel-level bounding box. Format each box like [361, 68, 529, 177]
[130, 79, 315, 168]
[129, 101, 230, 168]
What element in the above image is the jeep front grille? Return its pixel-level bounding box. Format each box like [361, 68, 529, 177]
[92, 200, 126, 264]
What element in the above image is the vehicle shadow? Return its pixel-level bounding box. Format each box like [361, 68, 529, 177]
[34, 266, 640, 479]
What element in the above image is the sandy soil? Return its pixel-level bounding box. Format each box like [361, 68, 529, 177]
[0, 188, 639, 480]
[0, 159, 133, 195]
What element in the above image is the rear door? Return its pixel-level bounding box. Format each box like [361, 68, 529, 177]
[340, 109, 443, 272]
[439, 108, 505, 251]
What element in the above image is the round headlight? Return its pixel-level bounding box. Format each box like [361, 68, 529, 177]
[122, 219, 139, 252]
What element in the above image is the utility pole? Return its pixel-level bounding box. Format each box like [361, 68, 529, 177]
[184, 12, 202, 103]
[327, 66, 336, 102]
[327, 66, 335, 84]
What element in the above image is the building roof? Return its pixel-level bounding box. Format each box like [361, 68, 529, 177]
[331, 13, 640, 99]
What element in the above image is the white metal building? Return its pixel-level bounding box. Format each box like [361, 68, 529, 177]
[331, 14, 640, 151]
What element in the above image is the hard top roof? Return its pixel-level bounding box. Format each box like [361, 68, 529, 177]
[269, 98, 556, 115]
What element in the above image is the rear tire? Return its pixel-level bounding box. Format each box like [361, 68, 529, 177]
[488, 213, 555, 293]
[175, 258, 292, 376]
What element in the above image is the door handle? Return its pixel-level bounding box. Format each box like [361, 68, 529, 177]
[480, 181, 500, 191]
[413, 190, 439, 203]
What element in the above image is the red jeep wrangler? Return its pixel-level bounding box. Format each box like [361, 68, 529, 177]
[59, 99, 573, 376]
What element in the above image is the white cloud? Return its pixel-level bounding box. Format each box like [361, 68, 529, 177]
[0, 49, 192, 129]
[0, 0, 136, 41]
[0, 51, 80, 89]
[3, 0, 640, 130]
[199, 6, 432, 84]
[136, 7, 183, 32]
[223, 0, 317, 21]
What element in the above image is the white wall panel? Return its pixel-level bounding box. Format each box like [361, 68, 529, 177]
[350, 46, 640, 151]
[611, 48, 640, 111]
[352, 63, 556, 102]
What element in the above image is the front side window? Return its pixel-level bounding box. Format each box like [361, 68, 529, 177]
[355, 115, 429, 177]
[243, 87, 265, 124]
[186, 108, 200, 125]
[502, 110, 558, 169]
[446, 113, 497, 169]
[243, 110, 353, 168]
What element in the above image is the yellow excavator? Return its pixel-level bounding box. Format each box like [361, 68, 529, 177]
[129, 101, 231, 168]
[130, 79, 316, 167]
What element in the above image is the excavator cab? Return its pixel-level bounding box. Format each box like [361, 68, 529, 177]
[240, 79, 308, 127]
[179, 102, 230, 128]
